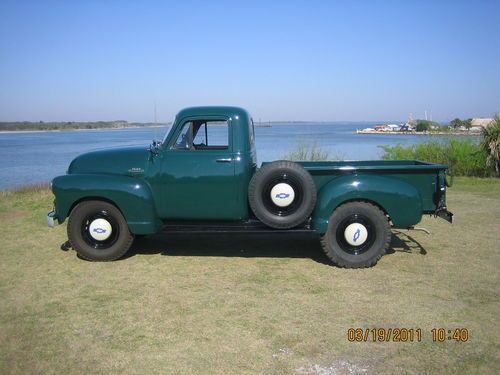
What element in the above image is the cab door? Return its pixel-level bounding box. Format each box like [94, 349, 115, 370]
[158, 117, 239, 220]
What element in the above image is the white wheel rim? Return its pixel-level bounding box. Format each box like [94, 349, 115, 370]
[270, 183, 295, 207]
[89, 218, 113, 241]
[344, 223, 368, 246]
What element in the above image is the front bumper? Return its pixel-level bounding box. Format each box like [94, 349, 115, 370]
[47, 211, 57, 228]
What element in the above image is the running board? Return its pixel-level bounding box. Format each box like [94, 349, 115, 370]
[161, 219, 314, 234]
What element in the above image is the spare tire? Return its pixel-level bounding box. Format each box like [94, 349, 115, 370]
[248, 160, 317, 229]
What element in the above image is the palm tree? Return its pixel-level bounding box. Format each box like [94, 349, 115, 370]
[480, 115, 500, 176]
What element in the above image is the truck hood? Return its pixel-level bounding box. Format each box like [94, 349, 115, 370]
[68, 146, 149, 176]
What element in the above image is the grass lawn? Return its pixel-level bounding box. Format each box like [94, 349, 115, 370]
[0, 178, 499, 374]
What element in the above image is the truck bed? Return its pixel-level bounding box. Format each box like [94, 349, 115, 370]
[262, 159, 449, 218]
[288, 160, 447, 174]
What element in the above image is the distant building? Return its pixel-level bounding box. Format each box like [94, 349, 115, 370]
[471, 118, 494, 127]
[387, 124, 401, 130]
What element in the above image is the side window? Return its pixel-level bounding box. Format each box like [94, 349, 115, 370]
[173, 121, 193, 149]
[174, 119, 229, 150]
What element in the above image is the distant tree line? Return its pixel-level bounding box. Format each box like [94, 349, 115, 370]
[414, 119, 440, 132]
[450, 118, 473, 130]
[0, 121, 168, 131]
[411, 118, 474, 132]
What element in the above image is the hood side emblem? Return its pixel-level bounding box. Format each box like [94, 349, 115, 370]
[128, 167, 144, 173]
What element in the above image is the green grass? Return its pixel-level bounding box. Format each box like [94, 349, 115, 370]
[380, 139, 492, 177]
[1, 179, 499, 374]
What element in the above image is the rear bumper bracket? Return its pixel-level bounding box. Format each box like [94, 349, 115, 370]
[435, 208, 453, 224]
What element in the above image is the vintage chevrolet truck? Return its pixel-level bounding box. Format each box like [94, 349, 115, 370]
[48, 106, 453, 268]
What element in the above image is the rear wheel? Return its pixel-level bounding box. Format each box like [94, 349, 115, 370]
[67, 200, 134, 261]
[320, 202, 391, 268]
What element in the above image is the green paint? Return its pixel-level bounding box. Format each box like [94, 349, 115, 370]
[51, 106, 449, 235]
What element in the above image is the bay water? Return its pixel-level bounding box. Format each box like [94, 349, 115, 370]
[0, 123, 460, 190]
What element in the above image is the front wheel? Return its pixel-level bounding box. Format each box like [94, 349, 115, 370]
[67, 200, 134, 261]
[320, 202, 391, 268]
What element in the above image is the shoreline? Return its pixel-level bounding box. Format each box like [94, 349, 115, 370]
[0, 125, 166, 134]
[356, 130, 481, 136]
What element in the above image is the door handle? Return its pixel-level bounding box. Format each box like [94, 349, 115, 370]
[216, 158, 232, 163]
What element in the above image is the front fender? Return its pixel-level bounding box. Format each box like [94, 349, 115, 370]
[312, 174, 422, 233]
[52, 174, 162, 235]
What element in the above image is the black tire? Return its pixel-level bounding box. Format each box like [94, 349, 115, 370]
[320, 201, 391, 268]
[248, 160, 316, 229]
[67, 200, 134, 261]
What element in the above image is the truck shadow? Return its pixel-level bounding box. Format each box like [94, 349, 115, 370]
[124, 230, 427, 263]
[388, 231, 427, 255]
[127, 232, 331, 265]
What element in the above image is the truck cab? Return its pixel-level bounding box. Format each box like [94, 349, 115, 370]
[152, 106, 257, 220]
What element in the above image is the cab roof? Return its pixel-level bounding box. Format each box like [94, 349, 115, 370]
[175, 106, 250, 120]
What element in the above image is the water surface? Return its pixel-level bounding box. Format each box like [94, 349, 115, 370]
[0, 123, 465, 189]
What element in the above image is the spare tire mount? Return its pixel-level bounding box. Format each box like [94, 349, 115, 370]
[248, 160, 317, 229]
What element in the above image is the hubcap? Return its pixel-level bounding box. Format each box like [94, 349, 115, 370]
[81, 210, 120, 249]
[270, 183, 295, 207]
[344, 223, 368, 246]
[262, 173, 304, 217]
[88, 218, 112, 241]
[335, 214, 376, 255]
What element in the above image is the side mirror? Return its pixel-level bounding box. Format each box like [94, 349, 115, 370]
[148, 140, 162, 157]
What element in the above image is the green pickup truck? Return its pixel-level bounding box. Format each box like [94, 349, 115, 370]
[48, 106, 453, 268]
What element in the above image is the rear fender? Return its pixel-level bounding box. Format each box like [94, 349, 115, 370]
[312, 174, 422, 233]
[52, 174, 162, 235]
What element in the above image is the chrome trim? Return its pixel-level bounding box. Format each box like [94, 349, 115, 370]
[47, 211, 56, 228]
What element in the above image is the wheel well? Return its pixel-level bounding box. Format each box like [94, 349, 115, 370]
[334, 199, 392, 224]
[68, 196, 123, 218]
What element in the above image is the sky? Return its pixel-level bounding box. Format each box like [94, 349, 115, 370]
[0, 0, 499, 122]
